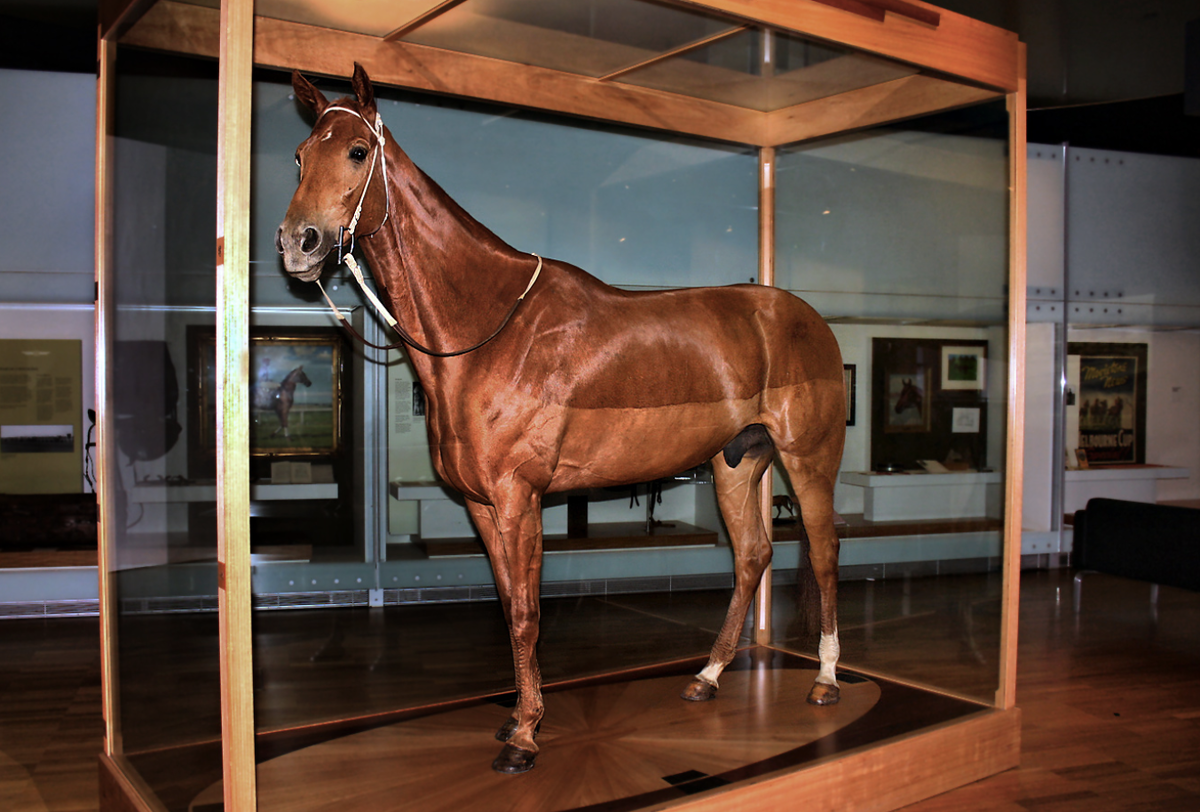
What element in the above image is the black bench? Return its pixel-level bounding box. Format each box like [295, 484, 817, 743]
[1073, 497, 1199, 593]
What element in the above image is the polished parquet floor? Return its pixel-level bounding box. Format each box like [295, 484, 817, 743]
[2, 568, 1198, 811]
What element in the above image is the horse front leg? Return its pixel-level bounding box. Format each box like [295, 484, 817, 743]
[467, 491, 546, 773]
[683, 444, 773, 701]
[465, 500, 520, 743]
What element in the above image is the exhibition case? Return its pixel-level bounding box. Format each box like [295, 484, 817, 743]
[94, 2, 1027, 810]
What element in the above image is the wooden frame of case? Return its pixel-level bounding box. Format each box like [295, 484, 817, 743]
[94, 2, 1028, 810]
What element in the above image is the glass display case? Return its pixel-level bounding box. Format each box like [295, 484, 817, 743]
[95, 2, 1027, 810]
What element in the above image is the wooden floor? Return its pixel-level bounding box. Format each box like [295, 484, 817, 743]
[3, 568, 1198, 811]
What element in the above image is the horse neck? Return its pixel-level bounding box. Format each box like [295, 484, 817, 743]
[359, 141, 532, 370]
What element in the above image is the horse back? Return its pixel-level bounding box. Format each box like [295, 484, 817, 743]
[523, 276, 842, 411]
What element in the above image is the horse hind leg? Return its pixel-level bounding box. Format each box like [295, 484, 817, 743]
[778, 452, 842, 706]
[682, 424, 774, 702]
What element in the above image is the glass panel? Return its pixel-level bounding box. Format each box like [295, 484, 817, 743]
[772, 101, 1012, 703]
[614, 28, 918, 112]
[108, 48, 223, 810]
[1060, 145, 1200, 523]
[400, 0, 738, 78]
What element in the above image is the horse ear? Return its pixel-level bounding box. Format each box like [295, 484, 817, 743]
[351, 62, 377, 119]
[292, 70, 329, 116]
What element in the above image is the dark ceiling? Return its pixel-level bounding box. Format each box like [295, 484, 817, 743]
[2, 0, 1199, 157]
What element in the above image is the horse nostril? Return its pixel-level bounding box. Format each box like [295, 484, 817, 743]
[274, 225, 285, 255]
[300, 227, 321, 255]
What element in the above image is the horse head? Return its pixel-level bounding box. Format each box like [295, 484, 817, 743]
[894, 378, 922, 414]
[276, 63, 390, 282]
[281, 366, 312, 389]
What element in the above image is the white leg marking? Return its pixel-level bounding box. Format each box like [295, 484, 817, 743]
[817, 628, 840, 686]
[697, 662, 723, 688]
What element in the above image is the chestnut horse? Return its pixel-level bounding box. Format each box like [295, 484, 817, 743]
[276, 65, 846, 775]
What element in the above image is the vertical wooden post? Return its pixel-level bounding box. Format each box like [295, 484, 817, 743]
[94, 31, 120, 759]
[998, 42, 1028, 712]
[755, 145, 776, 646]
[216, 0, 256, 807]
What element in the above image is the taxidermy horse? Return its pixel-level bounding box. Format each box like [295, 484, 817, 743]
[254, 366, 311, 438]
[276, 64, 846, 775]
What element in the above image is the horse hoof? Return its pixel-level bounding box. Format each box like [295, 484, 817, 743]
[492, 744, 536, 774]
[807, 681, 840, 706]
[681, 677, 718, 702]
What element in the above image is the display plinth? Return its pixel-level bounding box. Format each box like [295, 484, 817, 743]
[131, 480, 339, 503]
[840, 471, 1003, 522]
[173, 648, 1016, 812]
[1064, 465, 1189, 514]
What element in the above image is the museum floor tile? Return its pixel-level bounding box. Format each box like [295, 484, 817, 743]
[2, 569, 1198, 811]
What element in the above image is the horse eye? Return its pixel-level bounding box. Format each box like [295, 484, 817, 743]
[294, 152, 301, 167]
[349, 146, 368, 163]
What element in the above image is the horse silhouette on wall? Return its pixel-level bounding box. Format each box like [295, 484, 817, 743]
[276, 64, 847, 775]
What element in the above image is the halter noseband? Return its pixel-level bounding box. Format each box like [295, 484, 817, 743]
[309, 104, 543, 358]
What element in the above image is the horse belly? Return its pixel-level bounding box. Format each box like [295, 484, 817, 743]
[548, 400, 754, 492]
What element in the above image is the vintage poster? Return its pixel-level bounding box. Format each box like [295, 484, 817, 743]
[1077, 354, 1139, 465]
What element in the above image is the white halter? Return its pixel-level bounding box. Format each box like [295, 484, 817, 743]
[312, 104, 397, 330]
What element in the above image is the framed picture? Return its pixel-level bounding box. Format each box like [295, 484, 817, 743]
[884, 367, 932, 433]
[843, 365, 857, 427]
[951, 406, 981, 434]
[1068, 342, 1147, 466]
[941, 346, 986, 390]
[190, 327, 345, 460]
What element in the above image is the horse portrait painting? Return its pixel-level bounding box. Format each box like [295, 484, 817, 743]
[276, 64, 847, 774]
[252, 365, 312, 439]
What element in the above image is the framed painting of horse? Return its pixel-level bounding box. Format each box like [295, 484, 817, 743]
[189, 326, 345, 462]
[884, 368, 932, 433]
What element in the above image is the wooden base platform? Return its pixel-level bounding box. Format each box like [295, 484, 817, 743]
[181, 649, 1009, 812]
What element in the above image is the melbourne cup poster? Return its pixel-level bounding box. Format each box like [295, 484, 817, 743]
[1076, 354, 1139, 465]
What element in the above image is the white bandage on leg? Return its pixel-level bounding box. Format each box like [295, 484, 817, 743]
[697, 662, 723, 688]
[817, 629, 840, 686]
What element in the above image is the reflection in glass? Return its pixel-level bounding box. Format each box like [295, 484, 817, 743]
[616, 28, 916, 111]
[401, 0, 737, 78]
[110, 48, 222, 810]
[771, 102, 1011, 703]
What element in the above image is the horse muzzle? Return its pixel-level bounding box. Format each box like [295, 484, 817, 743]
[276, 222, 332, 282]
